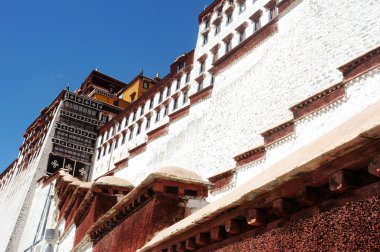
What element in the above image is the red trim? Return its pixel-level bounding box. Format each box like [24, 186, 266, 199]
[129, 142, 147, 157]
[338, 46, 380, 82]
[290, 82, 345, 120]
[147, 123, 169, 142]
[277, 0, 298, 14]
[189, 85, 214, 106]
[169, 105, 190, 123]
[261, 120, 294, 145]
[234, 146, 266, 166]
[209, 170, 235, 193]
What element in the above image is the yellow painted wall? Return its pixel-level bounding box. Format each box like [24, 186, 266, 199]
[121, 78, 155, 104]
[93, 93, 130, 109]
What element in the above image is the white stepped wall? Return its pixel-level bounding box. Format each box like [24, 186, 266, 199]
[114, 0, 379, 189]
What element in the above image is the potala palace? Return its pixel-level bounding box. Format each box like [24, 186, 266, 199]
[1, 0, 379, 251]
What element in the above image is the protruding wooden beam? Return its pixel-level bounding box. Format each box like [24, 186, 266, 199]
[195, 232, 210, 246]
[368, 154, 380, 177]
[185, 237, 197, 250]
[329, 170, 356, 193]
[296, 186, 318, 206]
[167, 245, 176, 252]
[246, 209, 266, 227]
[273, 198, 293, 216]
[210, 226, 225, 241]
[225, 219, 241, 234]
[176, 242, 186, 252]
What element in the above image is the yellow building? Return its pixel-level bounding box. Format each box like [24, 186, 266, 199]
[119, 72, 158, 103]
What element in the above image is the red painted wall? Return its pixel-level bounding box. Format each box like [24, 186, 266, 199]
[74, 194, 117, 247]
[93, 194, 185, 252]
[215, 195, 380, 251]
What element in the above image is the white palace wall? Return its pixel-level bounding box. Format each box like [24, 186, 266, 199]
[113, 0, 380, 190]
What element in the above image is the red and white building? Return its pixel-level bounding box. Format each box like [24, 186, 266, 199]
[0, 0, 379, 251]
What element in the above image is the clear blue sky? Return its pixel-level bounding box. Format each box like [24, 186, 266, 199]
[0, 0, 212, 173]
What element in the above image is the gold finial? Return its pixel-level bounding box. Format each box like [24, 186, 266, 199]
[66, 83, 70, 91]
[156, 72, 160, 78]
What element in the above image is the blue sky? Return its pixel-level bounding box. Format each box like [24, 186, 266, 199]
[0, 0, 212, 173]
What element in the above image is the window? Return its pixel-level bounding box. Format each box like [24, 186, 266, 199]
[212, 51, 219, 63]
[253, 19, 261, 32]
[166, 87, 171, 97]
[229, 0, 234, 4]
[239, 30, 246, 43]
[128, 129, 134, 140]
[136, 124, 141, 135]
[164, 104, 169, 116]
[227, 13, 233, 25]
[155, 109, 161, 122]
[173, 98, 178, 111]
[140, 106, 144, 116]
[130, 92, 136, 102]
[177, 62, 185, 72]
[202, 33, 208, 46]
[108, 144, 112, 154]
[205, 18, 210, 29]
[143, 82, 149, 89]
[211, 75, 215, 85]
[185, 72, 191, 83]
[105, 131, 109, 141]
[176, 79, 181, 90]
[215, 24, 221, 35]
[149, 99, 154, 109]
[97, 149, 101, 160]
[132, 111, 136, 121]
[183, 91, 188, 104]
[117, 122, 121, 132]
[146, 117, 151, 129]
[217, 7, 223, 17]
[198, 80, 204, 92]
[114, 138, 119, 149]
[239, 2, 246, 13]
[159, 91, 163, 102]
[225, 41, 232, 53]
[121, 133, 126, 144]
[124, 117, 129, 127]
[200, 61, 205, 74]
[268, 6, 277, 21]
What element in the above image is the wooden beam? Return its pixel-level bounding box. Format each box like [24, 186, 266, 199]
[273, 198, 293, 216]
[246, 208, 266, 226]
[329, 170, 356, 193]
[167, 246, 176, 252]
[296, 186, 318, 206]
[195, 232, 210, 246]
[176, 242, 186, 252]
[185, 237, 197, 250]
[225, 219, 241, 234]
[368, 154, 380, 177]
[210, 226, 225, 241]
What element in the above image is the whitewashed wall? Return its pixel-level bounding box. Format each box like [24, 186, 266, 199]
[112, 0, 379, 190]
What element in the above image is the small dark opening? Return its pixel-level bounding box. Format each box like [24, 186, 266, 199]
[165, 186, 179, 195]
[184, 189, 198, 197]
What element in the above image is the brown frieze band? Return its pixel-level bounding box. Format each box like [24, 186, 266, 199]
[289, 82, 345, 120]
[261, 120, 295, 145]
[189, 85, 214, 106]
[338, 45, 380, 82]
[234, 146, 266, 166]
[169, 105, 190, 123]
[147, 123, 169, 142]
